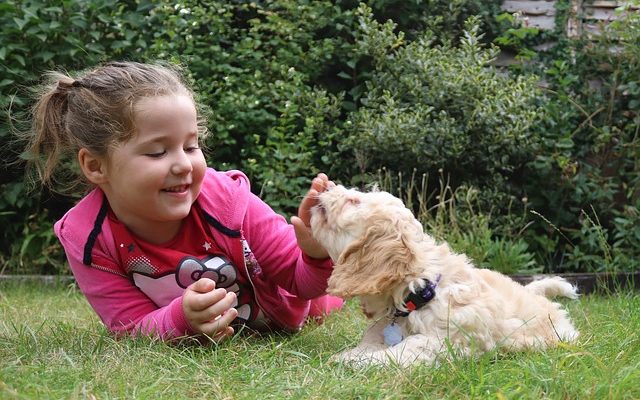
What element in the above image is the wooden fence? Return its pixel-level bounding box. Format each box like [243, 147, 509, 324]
[501, 0, 637, 34]
[497, 1, 638, 65]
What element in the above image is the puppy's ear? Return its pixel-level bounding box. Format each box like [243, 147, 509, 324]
[327, 217, 420, 297]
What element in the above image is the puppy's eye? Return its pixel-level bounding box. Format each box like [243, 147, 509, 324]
[347, 197, 361, 205]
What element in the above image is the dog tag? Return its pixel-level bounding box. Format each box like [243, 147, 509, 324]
[383, 323, 403, 346]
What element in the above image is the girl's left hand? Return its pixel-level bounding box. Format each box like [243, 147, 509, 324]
[291, 173, 335, 259]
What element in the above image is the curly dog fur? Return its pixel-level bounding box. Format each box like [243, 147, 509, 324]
[311, 185, 579, 367]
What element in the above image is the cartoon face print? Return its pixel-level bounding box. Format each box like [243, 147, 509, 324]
[175, 255, 253, 322]
[176, 256, 237, 290]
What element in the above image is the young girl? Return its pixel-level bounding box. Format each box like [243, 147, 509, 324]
[25, 61, 342, 341]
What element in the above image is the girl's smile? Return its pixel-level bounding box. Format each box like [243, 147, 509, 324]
[162, 184, 191, 193]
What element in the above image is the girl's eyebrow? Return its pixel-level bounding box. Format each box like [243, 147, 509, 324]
[135, 136, 166, 146]
[136, 131, 199, 145]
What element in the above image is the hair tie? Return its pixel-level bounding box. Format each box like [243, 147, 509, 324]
[58, 80, 83, 91]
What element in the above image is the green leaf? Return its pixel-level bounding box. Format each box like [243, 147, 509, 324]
[12, 53, 25, 67]
[13, 17, 28, 30]
[39, 51, 55, 63]
[0, 3, 16, 12]
[556, 138, 574, 149]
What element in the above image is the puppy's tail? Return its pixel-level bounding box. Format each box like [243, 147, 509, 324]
[525, 276, 579, 299]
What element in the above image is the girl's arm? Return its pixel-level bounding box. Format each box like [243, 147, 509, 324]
[242, 191, 333, 299]
[66, 252, 194, 340]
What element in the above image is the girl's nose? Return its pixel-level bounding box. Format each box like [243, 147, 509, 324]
[170, 150, 193, 175]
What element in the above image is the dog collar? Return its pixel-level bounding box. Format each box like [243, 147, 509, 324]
[393, 274, 442, 318]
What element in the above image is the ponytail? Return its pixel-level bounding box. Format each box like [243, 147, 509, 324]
[28, 74, 76, 187]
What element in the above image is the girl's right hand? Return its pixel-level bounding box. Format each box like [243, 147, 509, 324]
[182, 278, 238, 341]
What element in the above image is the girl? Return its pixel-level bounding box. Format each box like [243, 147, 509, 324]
[25, 61, 342, 341]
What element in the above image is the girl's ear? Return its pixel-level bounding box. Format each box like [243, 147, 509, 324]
[78, 148, 107, 185]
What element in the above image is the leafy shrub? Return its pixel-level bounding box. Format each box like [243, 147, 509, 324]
[1, 0, 638, 275]
[340, 6, 541, 217]
[0, 0, 158, 273]
[515, 3, 640, 272]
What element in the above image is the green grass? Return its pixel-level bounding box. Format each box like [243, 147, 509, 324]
[1, 281, 639, 399]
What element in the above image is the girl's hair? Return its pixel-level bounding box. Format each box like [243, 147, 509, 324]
[25, 61, 207, 193]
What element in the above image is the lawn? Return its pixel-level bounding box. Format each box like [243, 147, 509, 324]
[1, 280, 638, 399]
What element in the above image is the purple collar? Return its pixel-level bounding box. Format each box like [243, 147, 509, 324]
[394, 274, 442, 318]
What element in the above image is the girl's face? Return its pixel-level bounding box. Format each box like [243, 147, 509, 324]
[100, 94, 207, 244]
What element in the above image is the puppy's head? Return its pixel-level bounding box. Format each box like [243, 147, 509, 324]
[310, 185, 425, 298]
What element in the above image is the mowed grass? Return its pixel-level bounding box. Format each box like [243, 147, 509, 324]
[1, 280, 638, 400]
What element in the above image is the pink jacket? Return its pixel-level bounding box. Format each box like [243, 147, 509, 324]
[54, 168, 334, 338]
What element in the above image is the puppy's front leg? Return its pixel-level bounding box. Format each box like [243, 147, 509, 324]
[352, 333, 446, 367]
[331, 318, 388, 363]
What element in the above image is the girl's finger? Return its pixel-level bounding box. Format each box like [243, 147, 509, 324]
[200, 307, 238, 336]
[194, 291, 237, 324]
[187, 287, 227, 312]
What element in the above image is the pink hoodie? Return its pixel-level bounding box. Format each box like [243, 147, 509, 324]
[54, 168, 337, 338]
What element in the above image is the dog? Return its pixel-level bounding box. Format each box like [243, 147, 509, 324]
[310, 185, 579, 367]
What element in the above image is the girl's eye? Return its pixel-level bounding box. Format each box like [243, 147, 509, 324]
[145, 150, 166, 158]
[185, 146, 200, 153]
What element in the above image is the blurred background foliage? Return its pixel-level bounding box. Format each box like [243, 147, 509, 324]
[1, 0, 638, 275]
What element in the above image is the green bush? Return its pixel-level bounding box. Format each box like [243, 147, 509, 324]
[513, 3, 640, 272]
[1, 0, 158, 274]
[1, 0, 638, 274]
[2, 0, 501, 274]
[340, 6, 541, 210]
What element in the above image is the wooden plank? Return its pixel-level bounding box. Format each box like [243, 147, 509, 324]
[590, 0, 623, 7]
[567, 0, 582, 38]
[527, 15, 557, 29]
[590, 1, 639, 8]
[533, 40, 557, 51]
[584, 7, 623, 20]
[501, 0, 556, 16]
[584, 5, 638, 21]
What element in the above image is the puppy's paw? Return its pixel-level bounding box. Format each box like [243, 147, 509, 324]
[329, 349, 360, 363]
[330, 349, 379, 368]
[331, 348, 401, 368]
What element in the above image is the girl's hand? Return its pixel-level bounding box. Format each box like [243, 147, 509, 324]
[182, 278, 238, 341]
[291, 173, 335, 259]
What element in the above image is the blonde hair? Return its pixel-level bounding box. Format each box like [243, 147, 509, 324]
[25, 61, 207, 193]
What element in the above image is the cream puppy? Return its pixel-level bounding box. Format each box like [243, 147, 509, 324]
[311, 185, 579, 367]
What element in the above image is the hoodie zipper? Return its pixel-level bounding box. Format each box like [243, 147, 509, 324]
[237, 233, 301, 332]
